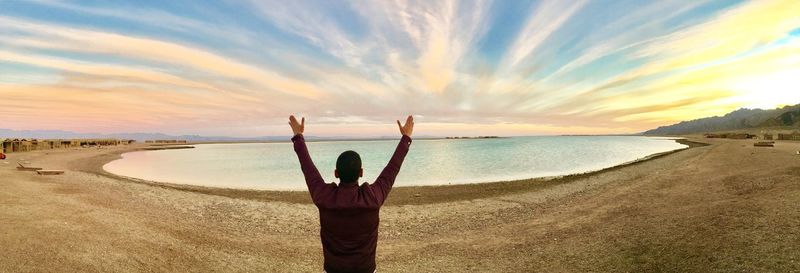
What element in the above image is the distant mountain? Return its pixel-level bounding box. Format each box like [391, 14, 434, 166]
[759, 106, 800, 127]
[0, 129, 313, 142]
[0, 128, 417, 142]
[104, 133, 295, 143]
[643, 104, 800, 135]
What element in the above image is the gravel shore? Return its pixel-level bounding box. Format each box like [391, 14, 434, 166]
[1, 138, 798, 272]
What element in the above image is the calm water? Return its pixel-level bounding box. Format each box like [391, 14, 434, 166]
[103, 136, 686, 190]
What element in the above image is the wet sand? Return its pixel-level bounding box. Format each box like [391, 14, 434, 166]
[1, 138, 799, 272]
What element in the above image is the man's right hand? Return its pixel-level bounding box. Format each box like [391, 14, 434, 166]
[396, 115, 414, 137]
[289, 115, 305, 136]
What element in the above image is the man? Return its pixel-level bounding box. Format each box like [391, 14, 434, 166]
[289, 115, 414, 273]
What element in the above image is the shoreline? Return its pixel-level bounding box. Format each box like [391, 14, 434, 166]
[5, 136, 800, 271]
[78, 138, 707, 206]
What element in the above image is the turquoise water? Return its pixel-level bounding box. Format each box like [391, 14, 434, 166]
[103, 136, 686, 190]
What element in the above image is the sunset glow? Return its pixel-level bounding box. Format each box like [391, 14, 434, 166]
[0, 0, 798, 137]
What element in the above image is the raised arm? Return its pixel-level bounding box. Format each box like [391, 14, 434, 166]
[373, 115, 414, 204]
[289, 115, 325, 199]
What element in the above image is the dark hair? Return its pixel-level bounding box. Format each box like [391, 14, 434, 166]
[336, 150, 362, 183]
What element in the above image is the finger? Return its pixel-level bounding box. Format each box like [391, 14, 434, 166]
[406, 115, 413, 124]
[289, 115, 297, 124]
[397, 120, 402, 128]
[301, 117, 305, 126]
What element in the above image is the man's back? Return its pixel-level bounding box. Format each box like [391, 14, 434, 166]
[292, 132, 412, 273]
[317, 184, 383, 272]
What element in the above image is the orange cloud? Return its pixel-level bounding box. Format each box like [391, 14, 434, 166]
[0, 16, 326, 99]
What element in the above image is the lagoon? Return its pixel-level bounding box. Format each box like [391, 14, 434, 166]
[103, 136, 686, 190]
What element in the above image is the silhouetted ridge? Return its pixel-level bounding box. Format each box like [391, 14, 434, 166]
[643, 104, 800, 135]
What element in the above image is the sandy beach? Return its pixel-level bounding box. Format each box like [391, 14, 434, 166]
[1, 137, 799, 272]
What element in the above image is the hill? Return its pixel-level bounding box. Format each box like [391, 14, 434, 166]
[0, 128, 423, 142]
[760, 106, 800, 127]
[0, 129, 312, 142]
[643, 104, 800, 135]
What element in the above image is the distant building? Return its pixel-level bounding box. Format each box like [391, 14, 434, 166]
[731, 133, 755, 139]
[0, 138, 134, 153]
[778, 131, 800, 141]
[20, 139, 33, 152]
[1, 139, 9, 153]
[763, 134, 774, 140]
[704, 133, 755, 139]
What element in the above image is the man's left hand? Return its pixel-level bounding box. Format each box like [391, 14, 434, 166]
[289, 115, 305, 136]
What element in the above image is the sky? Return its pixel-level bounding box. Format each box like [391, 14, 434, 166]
[0, 0, 799, 137]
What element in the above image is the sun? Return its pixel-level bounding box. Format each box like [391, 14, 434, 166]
[731, 69, 800, 109]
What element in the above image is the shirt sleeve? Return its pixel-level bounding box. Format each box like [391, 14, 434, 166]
[292, 134, 325, 201]
[372, 135, 412, 205]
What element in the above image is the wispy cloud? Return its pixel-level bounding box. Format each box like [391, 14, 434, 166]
[0, 0, 798, 136]
[503, 1, 586, 70]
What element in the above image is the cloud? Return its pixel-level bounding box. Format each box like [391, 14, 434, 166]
[0, 50, 222, 92]
[0, 16, 325, 99]
[0, 1, 798, 136]
[27, 0, 258, 46]
[538, 0, 800, 122]
[502, 1, 586, 70]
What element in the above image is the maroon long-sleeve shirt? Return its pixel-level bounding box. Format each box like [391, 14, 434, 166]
[292, 134, 412, 273]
